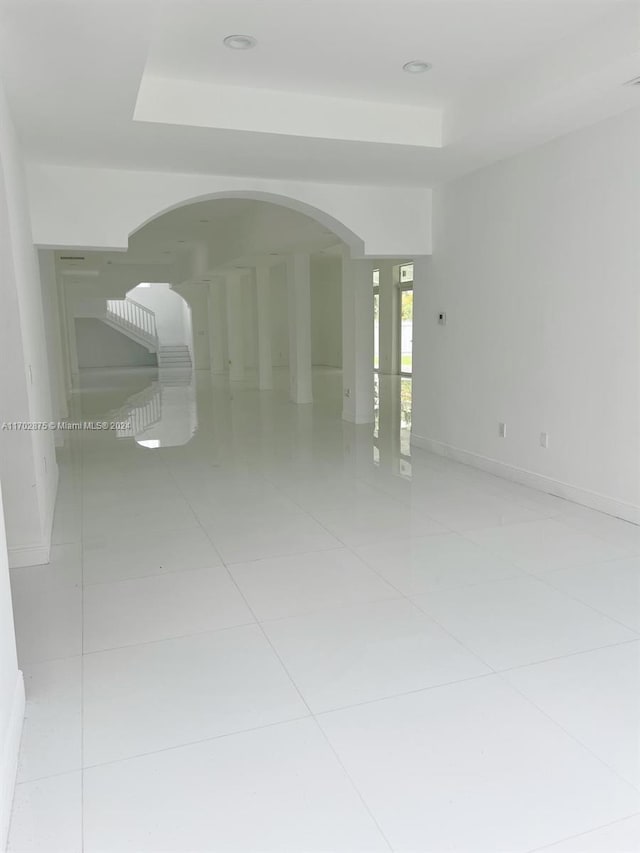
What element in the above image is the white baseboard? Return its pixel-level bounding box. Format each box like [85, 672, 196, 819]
[411, 433, 640, 525]
[8, 544, 51, 569]
[0, 671, 25, 850]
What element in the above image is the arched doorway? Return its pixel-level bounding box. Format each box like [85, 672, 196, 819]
[124, 195, 376, 424]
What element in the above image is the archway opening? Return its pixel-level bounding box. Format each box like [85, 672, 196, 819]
[121, 283, 197, 449]
[128, 190, 365, 258]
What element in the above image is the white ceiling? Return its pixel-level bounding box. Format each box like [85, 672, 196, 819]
[144, 0, 616, 106]
[0, 0, 638, 186]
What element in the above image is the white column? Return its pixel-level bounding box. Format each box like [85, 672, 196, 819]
[192, 241, 210, 280]
[378, 260, 399, 376]
[225, 271, 244, 381]
[207, 278, 226, 374]
[38, 250, 68, 421]
[64, 279, 80, 378]
[243, 271, 258, 374]
[286, 253, 313, 405]
[255, 262, 274, 391]
[377, 374, 402, 471]
[56, 273, 72, 399]
[341, 252, 374, 424]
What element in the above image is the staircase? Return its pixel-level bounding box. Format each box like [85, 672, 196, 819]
[158, 345, 192, 369]
[78, 297, 193, 375]
[105, 298, 159, 352]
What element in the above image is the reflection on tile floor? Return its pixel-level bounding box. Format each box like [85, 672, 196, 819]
[8, 367, 640, 852]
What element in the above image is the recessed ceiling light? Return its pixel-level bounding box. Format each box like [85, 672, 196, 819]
[403, 60, 432, 74]
[223, 34, 256, 50]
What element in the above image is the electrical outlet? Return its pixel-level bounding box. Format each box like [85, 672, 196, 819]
[499, 422, 507, 438]
[540, 432, 549, 449]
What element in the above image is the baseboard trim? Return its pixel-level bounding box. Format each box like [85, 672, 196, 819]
[410, 434, 640, 525]
[8, 544, 51, 569]
[0, 671, 25, 850]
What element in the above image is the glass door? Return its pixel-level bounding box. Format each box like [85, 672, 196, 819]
[399, 263, 413, 376]
[373, 268, 380, 372]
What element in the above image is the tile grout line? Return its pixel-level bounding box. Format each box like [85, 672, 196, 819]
[496, 635, 640, 675]
[533, 569, 640, 636]
[68, 714, 315, 777]
[497, 668, 640, 794]
[168, 459, 395, 851]
[336, 535, 500, 675]
[525, 811, 640, 852]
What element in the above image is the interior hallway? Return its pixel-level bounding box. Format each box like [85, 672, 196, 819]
[7, 366, 640, 853]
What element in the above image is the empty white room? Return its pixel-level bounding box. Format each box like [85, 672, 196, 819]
[0, 1, 639, 851]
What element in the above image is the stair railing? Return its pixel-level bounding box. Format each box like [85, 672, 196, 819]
[106, 297, 158, 350]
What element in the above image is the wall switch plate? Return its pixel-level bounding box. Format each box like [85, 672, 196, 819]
[438, 312, 447, 325]
[499, 422, 507, 438]
[540, 432, 549, 449]
[344, 388, 351, 398]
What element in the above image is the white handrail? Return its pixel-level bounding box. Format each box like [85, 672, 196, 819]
[106, 297, 158, 347]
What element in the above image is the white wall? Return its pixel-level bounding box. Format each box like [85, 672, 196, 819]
[75, 318, 158, 368]
[26, 163, 433, 258]
[412, 108, 640, 520]
[0, 482, 23, 850]
[311, 256, 342, 368]
[130, 283, 192, 350]
[0, 76, 57, 567]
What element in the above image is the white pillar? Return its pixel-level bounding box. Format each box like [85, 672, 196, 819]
[286, 253, 313, 405]
[207, 278, 226, 374]
[192, 242, 209, 280]
[38, 250, 68, 421]
[341, 253, 374, 424]
[57, 273, 72, 400]
[378, 260, 399, 376]
[377, 374, 402, 471]
[64, 279, 80, 379]
[255, 262, 274, 391]
[225, 271, 244, 381]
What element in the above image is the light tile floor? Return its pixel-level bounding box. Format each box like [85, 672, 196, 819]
[7, 368, 640, 852]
